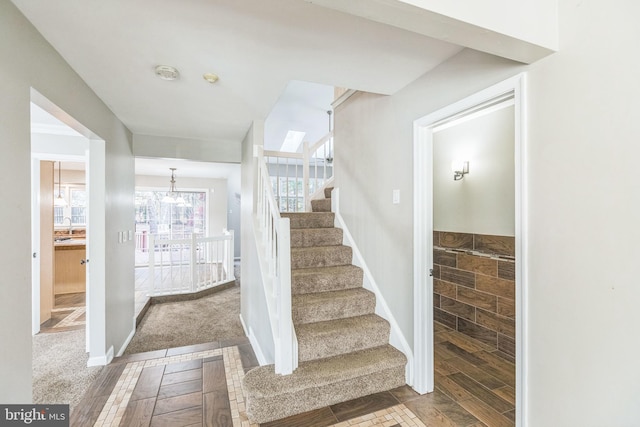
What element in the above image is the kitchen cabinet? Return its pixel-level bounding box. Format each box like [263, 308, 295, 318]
[54, 241, 86, 294]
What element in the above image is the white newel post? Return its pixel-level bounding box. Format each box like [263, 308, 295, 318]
[276, 217, 294, 375]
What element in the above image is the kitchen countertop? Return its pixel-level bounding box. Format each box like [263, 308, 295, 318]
[54, 238, 86, 250]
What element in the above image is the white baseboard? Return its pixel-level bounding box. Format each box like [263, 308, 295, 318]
[87, 345, 114, 367]
[241, 315, 267, 367]
[331, 188, 415, 386]
[116, 320, 136, 357]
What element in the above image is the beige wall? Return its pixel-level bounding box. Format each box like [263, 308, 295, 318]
[334, 0, 640, 423]
[433, 106, 515, 236]
[0, 1, 134, 401]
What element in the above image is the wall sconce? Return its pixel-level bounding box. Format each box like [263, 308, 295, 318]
[451, 160, 469, 181]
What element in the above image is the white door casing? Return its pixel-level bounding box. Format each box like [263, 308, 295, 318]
[412, 74, 528, 426]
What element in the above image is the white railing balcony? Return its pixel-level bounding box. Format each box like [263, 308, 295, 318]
[145, 231, 235, 296]
[263, 131, 334, 212]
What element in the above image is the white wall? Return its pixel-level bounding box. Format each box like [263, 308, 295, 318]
[240, 121, 275, 363]
[133, 134, 241, 163]
[135, 175, 228, 237]
[433, 106, 515, 236]
[398, 0, 558, 49]
[334, 0, 640, 423]
[0, 1, 134, 402]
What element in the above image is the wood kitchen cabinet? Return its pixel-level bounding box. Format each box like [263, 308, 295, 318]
[54, 243, 86, 294]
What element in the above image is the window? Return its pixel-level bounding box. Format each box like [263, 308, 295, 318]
[135, 190, 207, 239]
[54, 186, 86, 226]
[270, 176, 324, 212]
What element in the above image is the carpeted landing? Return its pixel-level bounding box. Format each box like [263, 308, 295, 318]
[124, 284, 243, 355]
[242, 188, 407, 423]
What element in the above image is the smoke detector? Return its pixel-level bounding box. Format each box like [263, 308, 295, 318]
[155, 65, 179, 81]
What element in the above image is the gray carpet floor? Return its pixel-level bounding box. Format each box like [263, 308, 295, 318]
[32, 329, 104, 411]
[124, 283, 243, 354]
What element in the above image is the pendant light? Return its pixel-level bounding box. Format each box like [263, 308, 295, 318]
[162, 168, 180, 204]
[54, 161, 68, 207]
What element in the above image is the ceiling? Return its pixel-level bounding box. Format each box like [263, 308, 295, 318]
[13, 0, 462, 151]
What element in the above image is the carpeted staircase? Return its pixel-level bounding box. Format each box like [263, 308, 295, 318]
[242, 188, 407, 423]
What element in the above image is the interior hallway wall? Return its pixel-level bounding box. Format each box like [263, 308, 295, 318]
[0, 1, 134, 402]
[334, 0, 640, 423]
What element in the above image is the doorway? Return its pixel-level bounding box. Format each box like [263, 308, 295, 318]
[412, 74, 527, 425]
[30, 90, 108, 366]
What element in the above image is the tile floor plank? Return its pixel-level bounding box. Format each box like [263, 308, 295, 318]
[403, 390, 479, 427]
[161, 368, 203, 386]
[202, 359, 227, 394]
[389, 386, 420, 402]
[164, 359, 203, 375]
[330, 391, 399, 422]
[493, 386, 516, 406]
[121, 396, 156, 427]
[132, 365, 166, 401]
[434, 372, 475, 402]
[457, 396, 514, 427]
[448, 373, 513, 413]
[154, 391, 202, 416]
[203, 391, 232, 427]
[150, 406, 203, 427]
[158, 379, 203, 400]
[446, 356, 506, 390]
[260, 406, 337, 427]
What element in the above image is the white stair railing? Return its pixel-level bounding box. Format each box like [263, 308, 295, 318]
[263, 131, 334, 213]
[147, 231, 234, 296]
[255, 146, 297, 375]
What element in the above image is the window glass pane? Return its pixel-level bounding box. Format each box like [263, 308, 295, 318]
[134, 190, 207, 240]
[54, 206, 64, 225]
[71, 189, 86, 224]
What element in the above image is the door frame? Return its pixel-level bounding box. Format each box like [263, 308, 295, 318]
[412, 73, 528, 424]
[30, 89, 108, 365]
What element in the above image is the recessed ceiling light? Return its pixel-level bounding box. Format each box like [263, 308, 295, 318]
[203, 73, 219, 84]
[155, 65, 179, 81]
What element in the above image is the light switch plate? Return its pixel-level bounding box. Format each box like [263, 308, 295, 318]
[393, 189, 400, 204]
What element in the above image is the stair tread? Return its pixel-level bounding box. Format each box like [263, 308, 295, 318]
[243, 344, 406, 398]
[290, 227, 342, 247]
[292, 264, 361, 277]
[292, 288, 376, 324]
[293, 288, 373, 307]
[291, 245, 352, 269]
[292, 265, 363, 295]
[297, 313, 387, 336]
[282, 212, 335, 229]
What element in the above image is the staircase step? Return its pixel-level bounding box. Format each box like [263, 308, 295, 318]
[292, 265, 364, 295]
[293, 288, 376, 324]
[242, 345, 407, 423]
[290, 227, 343, 248]
[291, 245, 352, 269]
[296, 314, 390, 362]
[324, 187, 334, 199]
[282, 212, 335, 229]
[311, 198, 331, 212]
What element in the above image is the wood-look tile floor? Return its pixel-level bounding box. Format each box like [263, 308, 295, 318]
[71, 325, 514, 427]
[40, 292, 86, 333]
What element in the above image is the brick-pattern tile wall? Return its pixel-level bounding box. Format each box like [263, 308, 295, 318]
[433, 231, 516, 357]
